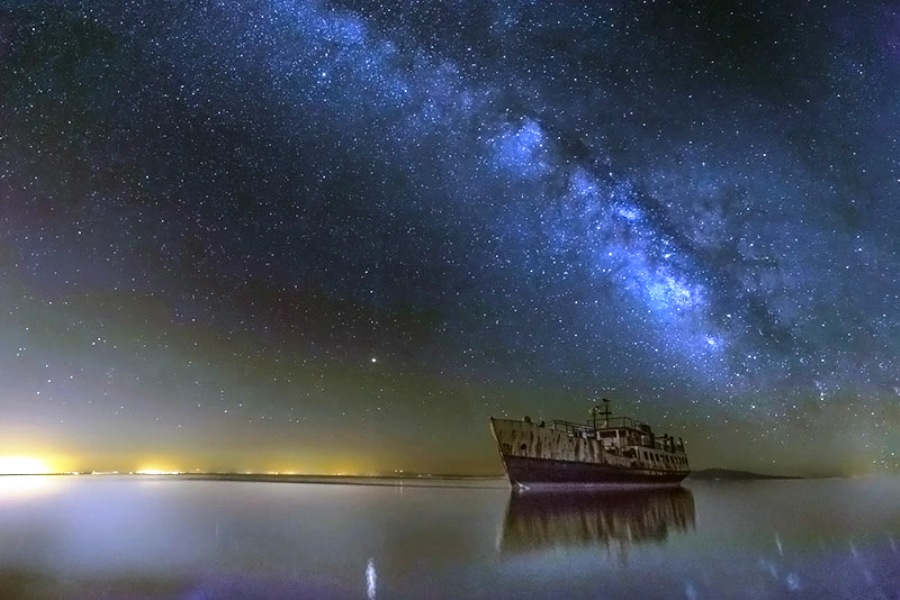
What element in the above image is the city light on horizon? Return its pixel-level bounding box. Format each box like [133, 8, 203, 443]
[0, 456, 54, 475]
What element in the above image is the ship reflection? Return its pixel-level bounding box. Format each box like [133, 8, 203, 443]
[499, 486, 695, 557]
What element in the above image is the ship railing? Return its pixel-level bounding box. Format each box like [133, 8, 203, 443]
[549, 419, 595, 436]
[550, 416, 651, 434]
[601, 416, 654, 431]
[549, 419, 686, 454]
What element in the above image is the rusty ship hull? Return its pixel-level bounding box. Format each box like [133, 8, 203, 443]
[490, 414, 689, 488]
[501, 455, 688, 486]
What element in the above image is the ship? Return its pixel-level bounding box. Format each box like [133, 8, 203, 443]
[490, 398, 689, 487]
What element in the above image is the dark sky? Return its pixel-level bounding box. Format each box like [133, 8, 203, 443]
[1, 0, 898, 476]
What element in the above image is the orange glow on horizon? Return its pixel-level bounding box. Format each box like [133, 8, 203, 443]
[135, 468, 183, 475]
[134, 462, 184, 475]
[0, 456, 54, 475]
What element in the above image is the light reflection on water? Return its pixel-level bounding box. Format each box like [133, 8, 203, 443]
[366, 557, 377, 600]
[0, 475, 65, 504]
[0, 475, 899, 598]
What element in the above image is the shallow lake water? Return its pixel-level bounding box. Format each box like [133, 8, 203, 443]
[1, 475, 899, 599]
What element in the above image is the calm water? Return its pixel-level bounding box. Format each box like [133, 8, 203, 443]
[1, 475, 899, 599]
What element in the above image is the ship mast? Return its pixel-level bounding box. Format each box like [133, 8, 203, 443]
[590, 398, 612, 430]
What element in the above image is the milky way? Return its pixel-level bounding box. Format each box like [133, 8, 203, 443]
[1, 1, 898, 474]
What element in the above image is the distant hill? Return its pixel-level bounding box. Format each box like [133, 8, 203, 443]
[688, 468, 803, 481]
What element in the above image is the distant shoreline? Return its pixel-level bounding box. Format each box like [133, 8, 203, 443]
[0, 472, 508, 488]
[177, 473, 506, 486]
[1, 469, 837, 482]
[687, 468, 805, 481]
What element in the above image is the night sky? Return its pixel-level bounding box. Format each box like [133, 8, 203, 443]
[1, 1, 898, 476]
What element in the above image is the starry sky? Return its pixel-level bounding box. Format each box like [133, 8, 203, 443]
[1, 0, 898, 476]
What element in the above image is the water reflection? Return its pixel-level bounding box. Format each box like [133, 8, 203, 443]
[366, 557, 377, 599]
[0, 475, 65, 504]
[500, 486, 695, 555]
